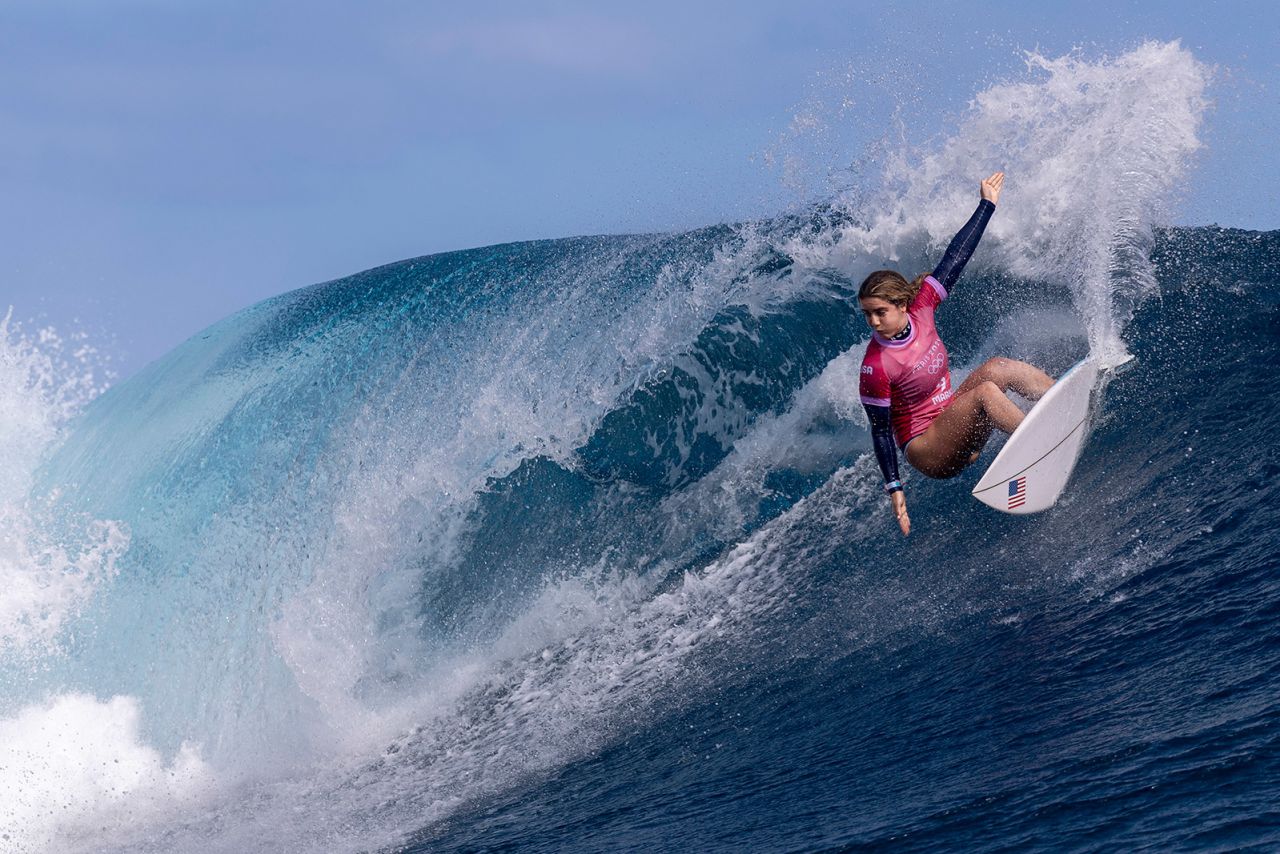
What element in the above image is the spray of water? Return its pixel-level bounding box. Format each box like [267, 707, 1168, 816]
[809, 40, 1209, 359]
[0, 312, 165, 852]
[0, 310, 124, 653]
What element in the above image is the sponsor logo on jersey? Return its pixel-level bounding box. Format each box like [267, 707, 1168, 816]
[929, 375, 952, 405]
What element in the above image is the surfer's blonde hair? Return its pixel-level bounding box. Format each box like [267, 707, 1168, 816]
[858, 270, 929, 307]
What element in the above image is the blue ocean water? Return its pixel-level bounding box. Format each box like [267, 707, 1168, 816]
[3, 40, 1277, 853]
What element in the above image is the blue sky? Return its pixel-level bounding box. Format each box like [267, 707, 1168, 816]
[3, 0, 1277, 377]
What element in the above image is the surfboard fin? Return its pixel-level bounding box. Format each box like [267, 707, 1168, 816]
[1100, 353, 1136, 374]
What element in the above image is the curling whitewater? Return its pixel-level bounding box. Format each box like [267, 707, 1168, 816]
[5, 40, 1279, 852]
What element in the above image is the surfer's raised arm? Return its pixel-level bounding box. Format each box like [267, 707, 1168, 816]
[930, 172, 1003, 292]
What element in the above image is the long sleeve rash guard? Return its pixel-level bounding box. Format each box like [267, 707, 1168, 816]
[863, 199, 995, 490]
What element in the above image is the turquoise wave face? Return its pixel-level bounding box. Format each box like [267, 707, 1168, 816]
[24, 222, 872, 756]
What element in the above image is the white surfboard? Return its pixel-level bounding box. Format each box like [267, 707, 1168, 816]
[971, 357, 1102, 515]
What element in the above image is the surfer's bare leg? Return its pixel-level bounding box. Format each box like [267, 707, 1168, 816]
[906, 381, 1025, 479]
[959, 357, 1054, 401]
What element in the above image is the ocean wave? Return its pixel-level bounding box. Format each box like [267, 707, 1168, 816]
[5, 40, 1264, 854]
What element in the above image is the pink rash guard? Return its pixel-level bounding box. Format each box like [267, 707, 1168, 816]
[858, 275, 954, 449]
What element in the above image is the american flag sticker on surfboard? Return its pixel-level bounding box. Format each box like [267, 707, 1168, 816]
[972, 359, 1111, 514]
[1007, 476, 1027, 510]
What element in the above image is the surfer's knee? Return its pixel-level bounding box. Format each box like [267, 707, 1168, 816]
[980, 357, 1015, 384]
[975, 379, 1003, 403]
[964, 357, 1007, 391]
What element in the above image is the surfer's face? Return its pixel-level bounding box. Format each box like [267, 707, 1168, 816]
[859, 297, 908, 337]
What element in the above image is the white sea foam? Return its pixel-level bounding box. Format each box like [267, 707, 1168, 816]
[0, 313, 143, 851]
[0, 311, 125, 652]
[0, 499, 129, 652]
[0, 694, 209, 853]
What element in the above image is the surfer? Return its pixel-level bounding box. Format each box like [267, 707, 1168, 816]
[858, 172, 1055, 535]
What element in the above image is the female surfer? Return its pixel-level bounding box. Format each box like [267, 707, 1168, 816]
[858, 172, 1055, 536]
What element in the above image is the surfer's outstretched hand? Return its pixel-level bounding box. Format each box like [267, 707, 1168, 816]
[981, 172, 1005, 205]
[890, 491, 910, 536]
